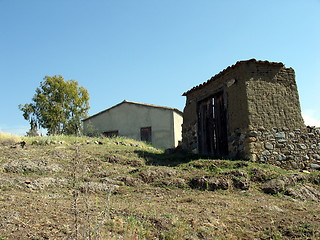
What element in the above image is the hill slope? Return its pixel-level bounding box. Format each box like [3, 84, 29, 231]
[0, 136, 320, 239]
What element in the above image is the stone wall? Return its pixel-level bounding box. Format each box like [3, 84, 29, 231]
[229, 126, 320, 169]
[181, 60, 317, 170]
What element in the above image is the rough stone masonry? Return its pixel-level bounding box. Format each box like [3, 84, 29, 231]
[182, 59, 320, 170]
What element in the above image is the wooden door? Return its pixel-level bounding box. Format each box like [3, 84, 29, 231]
[197, 91, 228, 156]
[214, 92, 228, 156]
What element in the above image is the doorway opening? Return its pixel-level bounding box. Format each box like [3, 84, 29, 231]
[141, 127, 152, 143]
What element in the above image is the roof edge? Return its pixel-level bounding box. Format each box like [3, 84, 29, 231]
[82, 100, 183, 121]
[182, 59, 285, 96]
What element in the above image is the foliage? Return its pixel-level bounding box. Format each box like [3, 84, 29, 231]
[19, 75, 89, 135]
[83, 120, 100, 137]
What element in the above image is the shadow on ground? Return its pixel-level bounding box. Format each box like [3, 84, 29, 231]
[134, 149, 207, 167]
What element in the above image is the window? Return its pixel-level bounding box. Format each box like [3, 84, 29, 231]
[140, 127, 152, 143]
[103, 130, 119, 138]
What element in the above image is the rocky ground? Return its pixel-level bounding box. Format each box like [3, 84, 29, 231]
[0, 137, 320, 239]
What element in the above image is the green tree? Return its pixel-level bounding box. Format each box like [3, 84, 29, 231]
[19, 75, 90, 135]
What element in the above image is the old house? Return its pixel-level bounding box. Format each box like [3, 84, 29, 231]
[182, 59, 320, 169]
[83, 100, 183, 149]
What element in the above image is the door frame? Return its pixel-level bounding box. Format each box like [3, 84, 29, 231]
[197, 91, 228, 156]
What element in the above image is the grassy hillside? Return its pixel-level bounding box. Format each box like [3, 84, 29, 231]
[0, 134, 320, 239]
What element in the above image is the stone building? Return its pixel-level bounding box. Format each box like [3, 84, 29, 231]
[182, 59, 320, 169]
[82, 100, 183, 149]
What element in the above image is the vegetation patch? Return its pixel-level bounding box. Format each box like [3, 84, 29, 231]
[0, 134, 320, 239]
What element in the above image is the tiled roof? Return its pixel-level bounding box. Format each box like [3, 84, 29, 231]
[182, 59, 284, 96]
[83, 100, 183, 121]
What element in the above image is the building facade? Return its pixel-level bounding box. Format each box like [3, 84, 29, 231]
[83, 100, 183, 149]
[182, 59, 320, 169]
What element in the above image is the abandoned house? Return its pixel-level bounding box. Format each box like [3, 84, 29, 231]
[182, 59, 320, 169]
[82, 100, 183, 149]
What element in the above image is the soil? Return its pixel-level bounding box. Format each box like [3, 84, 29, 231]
[0, 140, 320, 239]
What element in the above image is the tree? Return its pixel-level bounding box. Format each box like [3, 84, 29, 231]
[19, 75, 90, 135]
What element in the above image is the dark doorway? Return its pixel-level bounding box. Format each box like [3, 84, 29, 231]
[197, 91, 228, 156]
[141, 127, 152, 143]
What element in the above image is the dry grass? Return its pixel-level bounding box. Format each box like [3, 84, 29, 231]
[0, 136, 319, 239]
[0, 132, 22, 146]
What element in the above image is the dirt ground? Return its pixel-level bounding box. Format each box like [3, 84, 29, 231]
[0, 140, 320, 239]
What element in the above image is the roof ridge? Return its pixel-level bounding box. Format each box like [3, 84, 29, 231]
[83, 100, 183, 121]
[182, 59, 284, 96]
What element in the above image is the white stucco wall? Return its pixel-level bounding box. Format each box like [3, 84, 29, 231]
[83, 102, 182, 149]
[173, 111, 183, 147]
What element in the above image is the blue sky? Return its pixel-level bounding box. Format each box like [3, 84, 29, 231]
[1, 0, 320, 135]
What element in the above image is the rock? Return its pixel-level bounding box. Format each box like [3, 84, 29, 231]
[262, 150, 271, 156]
[308, 133, 315, 138]
[275, 143, 285, 148]
[139, 168, 177, 183]
[287, 144, 295, 150]
[262, 179, 286, 194]
[248, 131, 260, 137]
[288, 132, 295, 138]
[189, 176, 207, 190]
[297, 144, 307, 150]
[207, 177, 229, 191]
[303, 155, 310, 161]
[275, 132, 285, 138]
[285, 185, 320, 202]
[260, 156, 268, 162]
[290, 161, 298, 169]
[250, 168, 272, 182]
[313, 154, 320, 160]
[233, 177, 250, 190]
[20, 141, 27, 148]
[189, 176, 229, 191]
[310, 164, 320, 170]
[264, 142, 274, 150]
[234, 162, 249, 168]
[246, 137, 257, 142]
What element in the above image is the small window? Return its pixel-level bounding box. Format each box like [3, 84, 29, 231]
[103, 130, 119, 138]
[140, 127, 152, 143]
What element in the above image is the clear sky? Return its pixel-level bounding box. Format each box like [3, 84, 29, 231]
[1, 0, 320, 135]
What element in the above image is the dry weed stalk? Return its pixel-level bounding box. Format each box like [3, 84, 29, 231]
[71, 144, 80, 240]
[70, 143, 112, 240]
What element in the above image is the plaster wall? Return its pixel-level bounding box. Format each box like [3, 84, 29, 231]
[83, 102, 182, 149]
[173, 111, 183, 147]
